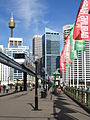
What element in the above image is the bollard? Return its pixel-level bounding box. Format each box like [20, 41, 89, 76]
[78, 89, 80, 101]
[86, 91, 88, 106]
[81, 90, 83, 103]
[75, 88, 76, 99]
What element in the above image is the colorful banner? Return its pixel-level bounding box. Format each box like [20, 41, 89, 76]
[60, 50, 65, 72]
[65, 63, 71, 67]
[75, 40, 85, 51]
[70, 25, 78, 60]
[64, 35, 72, 65]
[73, 0, 90, 40]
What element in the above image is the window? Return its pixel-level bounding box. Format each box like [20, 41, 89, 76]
[10, 41, 13, 46]
[13, 53, 25, 59]
[46, 32, 50, 34]
[14, 69, 17, 73]
[18, 41, 22, 46]
[15, 41, 17, 46]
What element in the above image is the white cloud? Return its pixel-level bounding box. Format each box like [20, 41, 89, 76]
[41, 19, 49, 25]
[6, 0, 47, 30]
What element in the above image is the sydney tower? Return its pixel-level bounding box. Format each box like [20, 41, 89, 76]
[9, 15, 15, 37]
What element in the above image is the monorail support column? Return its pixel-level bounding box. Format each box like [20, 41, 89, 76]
[24, 72, 27, 91]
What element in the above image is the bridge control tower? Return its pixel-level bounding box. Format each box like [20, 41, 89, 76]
[9, 14, 15, 37]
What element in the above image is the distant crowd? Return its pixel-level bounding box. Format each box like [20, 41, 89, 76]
[0, 84, 9, 93]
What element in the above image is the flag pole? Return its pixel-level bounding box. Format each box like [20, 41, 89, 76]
[77, 58, 79, 88]
[84, 51, 86, 103]
[73, 61, 74, 87]
[84, 51, 86, 89]
[82, 52, 83, 87]
[63, 71, 64, 86]
[70, 66, 71, 87]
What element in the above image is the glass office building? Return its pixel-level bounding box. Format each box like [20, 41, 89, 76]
[43, 28, 60, 76]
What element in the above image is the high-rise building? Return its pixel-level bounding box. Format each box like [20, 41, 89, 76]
[32, 35, 42, 61]
[84, 40, 90, 86]
[70, 40, 90, 88]
[6, 37, 30, 81]
[63, 25, 72, 46]
[62, 24, 90, 87]
[42, 28, 60, 77]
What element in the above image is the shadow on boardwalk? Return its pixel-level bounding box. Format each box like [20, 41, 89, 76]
[52, 93, 90, 120]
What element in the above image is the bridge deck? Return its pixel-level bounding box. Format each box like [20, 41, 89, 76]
[0, 88, 89, 120]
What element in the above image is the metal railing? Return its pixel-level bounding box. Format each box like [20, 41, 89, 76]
[65, 86, 90, 107]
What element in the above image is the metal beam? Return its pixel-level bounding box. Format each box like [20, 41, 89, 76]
[0, 51, 35, 76]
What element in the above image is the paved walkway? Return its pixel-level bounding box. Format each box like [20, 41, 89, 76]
[0, 88, 89, 120]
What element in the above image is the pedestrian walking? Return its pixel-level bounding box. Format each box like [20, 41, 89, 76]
[46, 84, 48, 92]
[57, 86, 61, 95]
[0, 85, 2, 93]
[3, 84, 6, 93]
[6, 85, 9, 93]
[15, 84, 18, 92]
[40, 84, 44, 98]
[20, 85, 22, 91]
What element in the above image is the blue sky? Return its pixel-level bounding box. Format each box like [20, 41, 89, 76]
[0, 0, 81, 52]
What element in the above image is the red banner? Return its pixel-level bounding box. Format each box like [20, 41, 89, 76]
[64, 35, 72, 64]
[60, 50, 65, 72]
[60, 35, 72, 72]
[73, 0, 90, 40]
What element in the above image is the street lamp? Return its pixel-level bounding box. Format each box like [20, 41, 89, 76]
[34, 60, 38, 110]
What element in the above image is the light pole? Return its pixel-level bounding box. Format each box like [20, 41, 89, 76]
[35, 60, 38, 110]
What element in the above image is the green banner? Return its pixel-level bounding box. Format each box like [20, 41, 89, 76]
[65, 63, 71, 67]
[75, 40, 85, 51]
[70, 24, 78, 60]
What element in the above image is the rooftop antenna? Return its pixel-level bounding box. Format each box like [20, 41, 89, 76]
[11, 12, 13, 18]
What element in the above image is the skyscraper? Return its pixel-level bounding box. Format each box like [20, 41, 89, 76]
[63, 25, 72, 46]
[42, 28, 60, 77]
[84, 40, 90, 86]
[32, 35, 42, 61]
[62, 24, 90, 87]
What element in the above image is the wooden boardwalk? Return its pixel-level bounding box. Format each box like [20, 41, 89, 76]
[0, 88, 89, 120]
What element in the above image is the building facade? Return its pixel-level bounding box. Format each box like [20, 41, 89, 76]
[42, 28, 60, 77]
[62, 24, 90, 88]
[8, 37, 23, 48]
[63, 25, 72, 46]
[32, 35, 42, 61]
[6, 37, 30, 81]
[0, 45, 10, 85]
